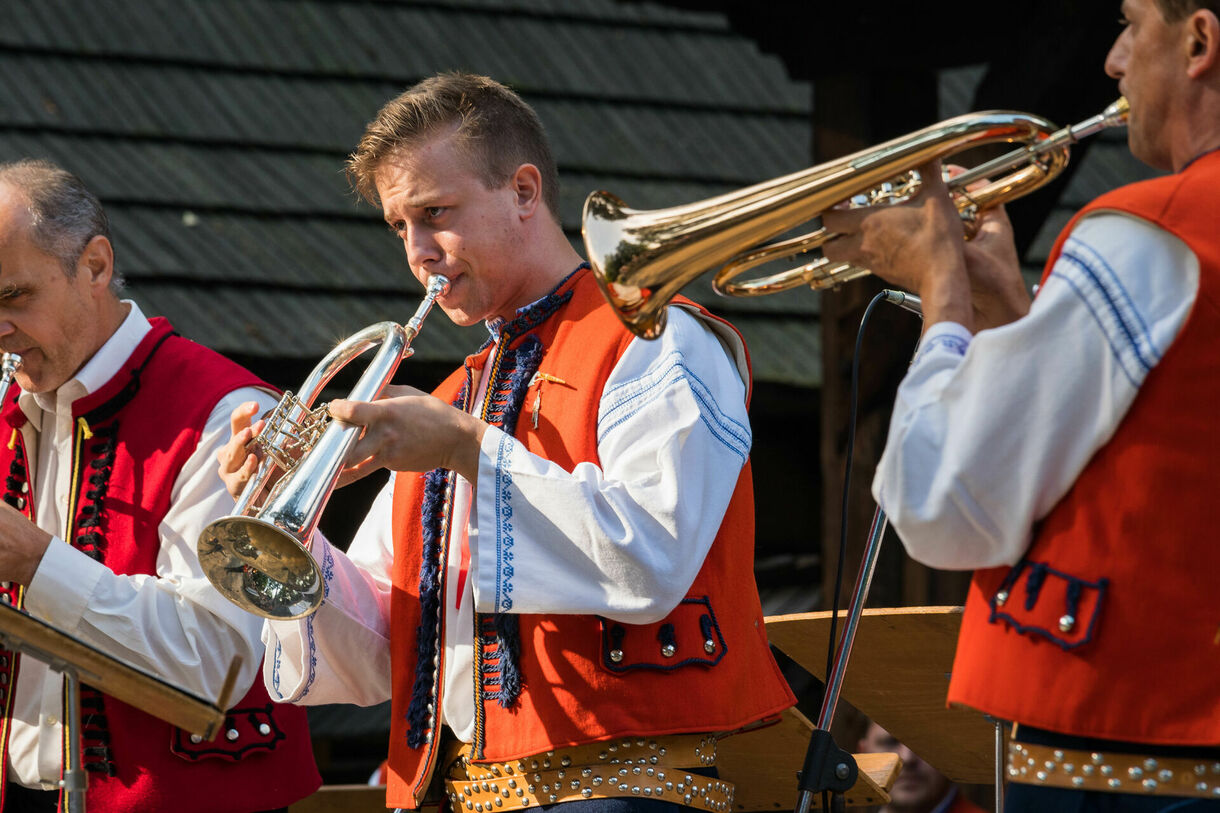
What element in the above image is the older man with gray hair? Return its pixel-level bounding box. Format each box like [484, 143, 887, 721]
[0, 159, 318, 812]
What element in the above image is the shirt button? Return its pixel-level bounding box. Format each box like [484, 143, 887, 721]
[46, 715, 58, 726]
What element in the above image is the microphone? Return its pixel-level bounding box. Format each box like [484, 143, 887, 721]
[882, 289, 923, 317]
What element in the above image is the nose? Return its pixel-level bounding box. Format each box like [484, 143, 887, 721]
[1105, 27, 1130, 80]
[401, 222, 442, 272]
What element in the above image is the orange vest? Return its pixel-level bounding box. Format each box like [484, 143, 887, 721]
[947, 151, 1220, 745]
[384, 269, 795, 807]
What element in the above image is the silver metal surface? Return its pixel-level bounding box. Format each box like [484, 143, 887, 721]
[199, 275, 449, 619]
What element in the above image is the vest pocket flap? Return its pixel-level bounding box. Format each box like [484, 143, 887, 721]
[599, 597, 726, 673]
[988, 560, 1108, 650]
[171, 703, 286, 762]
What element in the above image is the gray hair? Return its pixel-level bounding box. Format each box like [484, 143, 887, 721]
[0, 159, 124, 294]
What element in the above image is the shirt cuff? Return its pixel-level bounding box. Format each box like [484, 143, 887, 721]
[914, 321, 974, 362]
[24, 537, 108, 632]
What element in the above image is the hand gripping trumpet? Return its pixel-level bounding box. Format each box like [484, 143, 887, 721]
[582, 99, 1129, 338]
[198, 275, 450, 619]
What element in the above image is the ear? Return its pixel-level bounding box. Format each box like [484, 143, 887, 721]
[75, 235, 114, 293]
[1185, 8, 1220, 78]
[510, 163, 544, 220]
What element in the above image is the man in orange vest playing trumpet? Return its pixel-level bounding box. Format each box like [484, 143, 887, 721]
[821, 0, 1220, 810]
[220, 72, 795, 812]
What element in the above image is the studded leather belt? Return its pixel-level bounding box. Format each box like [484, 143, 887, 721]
[443, 734, 734, 811]
[1008, 741, 1220, 799]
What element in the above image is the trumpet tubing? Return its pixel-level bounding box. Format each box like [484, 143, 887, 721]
[198, 274, 450, 619]
[0, 354, 22, 409]
[583, 99, 1128, 339]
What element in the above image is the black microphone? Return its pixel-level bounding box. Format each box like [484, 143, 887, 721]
[882, 289, 923, 317]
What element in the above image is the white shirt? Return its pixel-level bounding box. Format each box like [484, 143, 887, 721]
[262, 304, 753, 742]
[10, 302, 279, 788]
[874, 211, 1199, 570]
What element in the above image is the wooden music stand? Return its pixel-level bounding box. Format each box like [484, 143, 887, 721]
[0, 603, 238, 812]
[718, 707, 901, 810]
[765, 606, 995, 784]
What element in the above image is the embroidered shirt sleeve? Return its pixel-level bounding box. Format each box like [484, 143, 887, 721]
[873, 212, 1198, 570]
[260, 476, 397, 706]
[471, 308, 751, 623]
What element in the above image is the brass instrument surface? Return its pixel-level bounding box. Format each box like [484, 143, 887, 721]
[199, 273, 450, 620]
[0, 603, 229, 738]
[584, 99, 1128, 338]
[765, 606, 994, 784]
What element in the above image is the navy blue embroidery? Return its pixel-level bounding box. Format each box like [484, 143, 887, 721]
[919, 333, 970, 358]
[483, 335, 543, 433]
[1023, 562, 1048, 611]
[657, 623, 677, 654]
[1055, 237, 1160, 387]
[492, 434, 515, 613]
[499, 265, 584, 339]
[597, 350, 749, 462]
[492, 613, 522, 708]
[988, 560, 1108, 651]
[405, 467, 451, 748]
[601, 597, 726, 673]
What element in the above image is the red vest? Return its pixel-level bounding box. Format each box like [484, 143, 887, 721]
[384, 269, 795, 808]
[948, 151, 1220, 745]
[0, 318, 321, 811]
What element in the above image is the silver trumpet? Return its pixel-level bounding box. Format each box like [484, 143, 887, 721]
[198, 275, 450, 619]
[0, 354, 22, 407]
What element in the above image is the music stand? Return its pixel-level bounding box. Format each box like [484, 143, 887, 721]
[765, 606, 995, 784]
[0, 603, 237, 813]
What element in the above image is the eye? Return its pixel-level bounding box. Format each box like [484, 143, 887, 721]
[424, 206, 446, 221]
[387, 220, 406, 237]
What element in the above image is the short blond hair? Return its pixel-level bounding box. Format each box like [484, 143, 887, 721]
[347, 72, 559, 218]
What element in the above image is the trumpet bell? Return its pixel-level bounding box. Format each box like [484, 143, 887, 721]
[198, 516, 322, 620]
[584, 100, 1128, 338]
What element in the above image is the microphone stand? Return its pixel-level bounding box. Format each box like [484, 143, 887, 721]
[792, 291, 922, 813]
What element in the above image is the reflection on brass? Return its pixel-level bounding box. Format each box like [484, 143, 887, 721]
[583, 99, 1128, 338]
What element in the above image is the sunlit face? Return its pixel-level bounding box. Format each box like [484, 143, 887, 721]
[859, 723, 951, 812]
[0, 186, 113, 393]
[376, 128, 535, 327]
[1106, 0, 1188, 169]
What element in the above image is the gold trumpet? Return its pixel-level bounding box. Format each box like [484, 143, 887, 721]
[198, 274, 449, 619]
[582, 99, 1128, 338]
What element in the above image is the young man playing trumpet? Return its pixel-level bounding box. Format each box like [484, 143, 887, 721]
[220, 72, 795, 811]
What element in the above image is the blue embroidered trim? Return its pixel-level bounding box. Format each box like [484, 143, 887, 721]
[988, 559, 1109, 652]
[270, 540, 328, 702]
[597, 351, 750, 463]
[917, 333, 970, 359]
[1055, 237, 1160, 386]
[500, 266, 584, 339]
[600, 597, 727, 673]
[484, 336, 543, 434]
[405, 467, 450, 748]
[492, 431, 516, 613]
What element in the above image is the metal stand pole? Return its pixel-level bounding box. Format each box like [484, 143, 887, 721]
[995, 719, 1005, 813]
[792, 292, 922, 813]
[61, 669, 87, 813]
[793, 505, 889, 813]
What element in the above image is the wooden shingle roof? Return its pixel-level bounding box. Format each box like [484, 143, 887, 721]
[0, 0, 819, 387]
